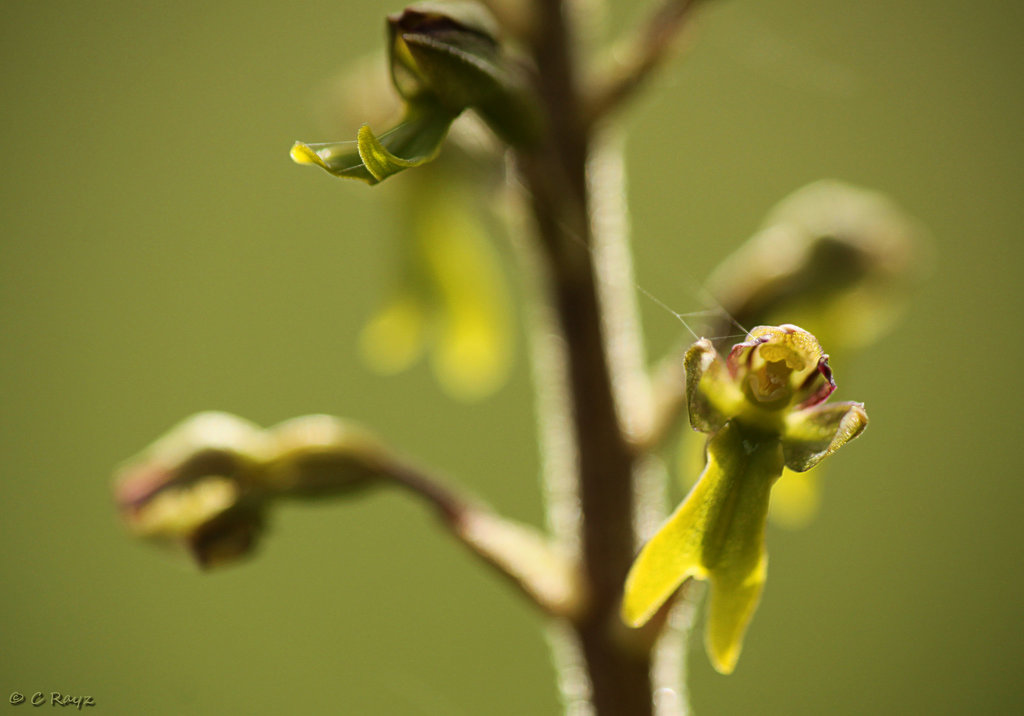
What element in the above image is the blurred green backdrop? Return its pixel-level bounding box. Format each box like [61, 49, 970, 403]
[2, 1, 1022, 714]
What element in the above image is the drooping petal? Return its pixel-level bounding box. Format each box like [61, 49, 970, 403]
[623, 422, 783, 673]
[707, 549, 767, 675]
[621, 468, 711, 629]
[698, 424, 782, 674]
[416, 179, 514, 401]
[782, 401, 868, 472]
[679, 428, 824, 530]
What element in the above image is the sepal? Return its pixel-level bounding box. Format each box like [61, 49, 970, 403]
[782, 401, 868, 472]
[684, 338, 742, 434]
[727, 325, 835, 411]
[290, 102, 456, 184]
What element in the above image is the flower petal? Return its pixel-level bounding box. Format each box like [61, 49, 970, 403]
[417, 181, 514, 401]
[358, 291, 429, 376]
[699, 425, 781, 674]
[782, 401, 868, 472]
[621, 463, 711, 629]
[707, 550, 767, 675]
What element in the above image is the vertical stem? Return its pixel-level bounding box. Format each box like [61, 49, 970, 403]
[516, 2, 673, 713]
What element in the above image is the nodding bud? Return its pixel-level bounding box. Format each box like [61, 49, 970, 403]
[114, 412, 269, 569]
[387, 2, 540, 145]
[260, 415, 389, 498]
[115, 412, 390, 569]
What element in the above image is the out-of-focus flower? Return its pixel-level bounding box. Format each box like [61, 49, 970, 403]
[625, 326, 867, 674]
[115, 413, 388, 569]
[293, 32, 516, 402]
[358, 170, 515, 401]
[706, 180, 927, 353]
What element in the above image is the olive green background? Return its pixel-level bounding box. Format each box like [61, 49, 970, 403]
[2, 1, 1021, 714]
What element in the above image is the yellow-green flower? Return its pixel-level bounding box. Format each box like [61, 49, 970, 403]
[623, 325, 867, 673]
[358, 170, 515, 402]
[681, 181, 924, 529]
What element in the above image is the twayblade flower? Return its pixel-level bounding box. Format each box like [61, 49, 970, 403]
[680, 180, 924, 529]
[623, 325, 867, 673]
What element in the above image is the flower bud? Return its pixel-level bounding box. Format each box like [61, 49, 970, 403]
[114, 412, 269, 569]
[115, 412, 393, 568]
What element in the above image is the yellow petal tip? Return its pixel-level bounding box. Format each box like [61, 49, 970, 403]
[709, 648, 739, 675]
[289, 142, 323, 167]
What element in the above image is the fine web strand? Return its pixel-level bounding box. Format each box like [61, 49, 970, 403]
[509, 174, 750, 344]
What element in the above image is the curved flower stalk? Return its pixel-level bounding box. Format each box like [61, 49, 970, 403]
[623, 325, 867, 674]
[115, 412, 579, 615]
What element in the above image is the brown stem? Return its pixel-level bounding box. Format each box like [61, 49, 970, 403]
[381, 455, 581, 618]
[517, 0, 661, 712]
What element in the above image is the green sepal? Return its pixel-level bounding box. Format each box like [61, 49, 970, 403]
[622, 421, 783, 674]
[782, 401, 868, 472]
[388, 2, 540, 145]
[685, 338, 744, 434]
[290, 102, 457, 184]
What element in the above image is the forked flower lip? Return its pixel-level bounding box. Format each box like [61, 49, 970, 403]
[625, 325, 866, 674]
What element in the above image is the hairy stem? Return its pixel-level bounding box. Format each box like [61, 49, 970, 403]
[587, 0, 705, 126]
[380, 454, 582, 617]
[514, 0, 687, 712]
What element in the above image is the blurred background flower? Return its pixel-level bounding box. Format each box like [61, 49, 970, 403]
[309, 52, 517, 402]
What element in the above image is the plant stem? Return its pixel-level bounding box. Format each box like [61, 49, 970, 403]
[516, 1, 675, 712]
[586, 0, 704, 125]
